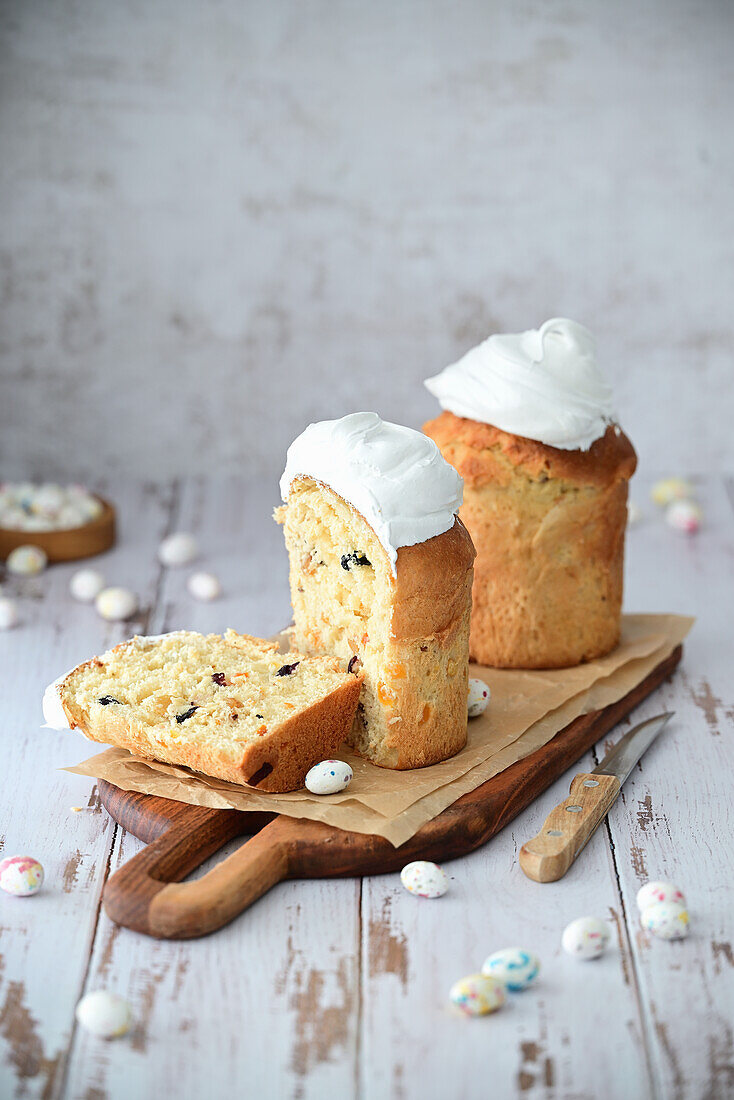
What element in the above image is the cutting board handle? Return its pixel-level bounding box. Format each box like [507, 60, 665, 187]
[103, 808, 292, 938]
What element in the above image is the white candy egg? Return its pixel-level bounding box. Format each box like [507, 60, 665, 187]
[158, 532, 198, 566]
[468, 677, 490, 718]
[305, 759, 353, 795]
[665, 500, 702, 534]
[55, 503, 90, 529]
[561, 916, 610, 960]
[95, 587, 138, 621]
[32, 484, 66, 515]
[400, 860, 448, 898]
[0, 855, 44, 896]
[651, 477, 694, 507]
[641, 901, 690, 940]
[627, 502, 643, 526]
[450, 974, 505, 1017]
[0, 597, 19, 629]
[6, 544, 47, 576]
[187, 571, 221, 601]
[481, 948, 540, 991]
[75, 990, 132, 1038]
[69, 568, 106, 602]
[636, 880, 686, 912]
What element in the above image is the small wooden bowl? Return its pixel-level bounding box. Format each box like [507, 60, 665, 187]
[0, 497, 116, 563]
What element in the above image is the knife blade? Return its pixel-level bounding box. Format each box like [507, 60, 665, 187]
[519, 712, 674, 883]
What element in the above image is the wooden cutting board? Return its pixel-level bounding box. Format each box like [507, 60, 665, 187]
[100, 644, 681, 940]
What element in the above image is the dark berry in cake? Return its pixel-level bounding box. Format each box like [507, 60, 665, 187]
[276, 662, 300, 676]
[176, 704, 199, 723]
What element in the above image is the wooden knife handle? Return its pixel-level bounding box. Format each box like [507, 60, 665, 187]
[103, 810, 292, 939]
[518, 773, 621, 883]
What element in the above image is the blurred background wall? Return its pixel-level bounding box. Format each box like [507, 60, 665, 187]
[1, 0, 733, 488]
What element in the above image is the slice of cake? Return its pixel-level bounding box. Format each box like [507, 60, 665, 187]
[43, 630, 363, 792]
[275, 412, 476, 770]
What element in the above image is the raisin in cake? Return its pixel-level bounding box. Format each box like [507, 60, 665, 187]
[275, 412, 476, 769]
[424, 319, 637, 668]
[43, 630, 362, 792]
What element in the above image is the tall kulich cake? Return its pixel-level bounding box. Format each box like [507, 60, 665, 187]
[424, 319, 637, 669]
[275, 412, 476, 769]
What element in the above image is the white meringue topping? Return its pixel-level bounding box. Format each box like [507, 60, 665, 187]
[425, 318, 616, 451]
[280, 412, 463, 573]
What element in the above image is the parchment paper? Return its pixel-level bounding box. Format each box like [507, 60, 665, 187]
[64, 613, 693, 847]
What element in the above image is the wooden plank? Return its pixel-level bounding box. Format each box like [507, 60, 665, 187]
[0, 479, 175, 1100]
[601, 475, 734, 1099]
[63, 476, 360, 1099]
[360, 745, 655, 1099]
[65, 829, 361, 1100]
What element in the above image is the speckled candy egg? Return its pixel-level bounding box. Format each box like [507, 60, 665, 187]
[6, 544, 47, 576]
[641, 901, 690, 940]
[0, 597, 19, 630]
[75, 990, 132, 1038]
[651, 477, 694, 506]
[636, 880, 686, 912]
[95, 587, 138, 621]
[158, 532, 198, 566]
[0, 855, 44, 896]
[481, 948, 540, 991]
[187, 571, 221, 601]
[305, 759, 353, 795]
[468, 678, 490, 718]
[69, 567, 106, 603]
[561, 916, 610, 960]
[400, 860, 448, 898]
[450, 974, 505, 1017]
[665, 500, 702, 534]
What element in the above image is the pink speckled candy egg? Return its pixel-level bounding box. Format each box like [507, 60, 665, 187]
[641, 901, 690, 940]
[636, 880, 686, 912]
[665, 500, 702, 534]
[561, 916, 610, 960]
[400, 860, 448, 898]
[468, 678, 490, 718]
[450, 974, 505, 1017]
[0, 855, 44, 896]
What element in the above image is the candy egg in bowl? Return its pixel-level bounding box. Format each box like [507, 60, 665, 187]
[0, 483, 115, 563]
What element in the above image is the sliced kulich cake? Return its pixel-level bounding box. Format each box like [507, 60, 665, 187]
[43, 630, 363, 792]
[275, 412, 476, 770]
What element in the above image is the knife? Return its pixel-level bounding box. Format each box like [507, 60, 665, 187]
[519, 712, 674, 883]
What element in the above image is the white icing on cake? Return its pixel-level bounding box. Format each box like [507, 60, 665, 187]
[425, 318, 617, 451]
[280, 412, 463, 573]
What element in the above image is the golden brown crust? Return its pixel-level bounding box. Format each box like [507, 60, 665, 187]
[424, 413, 636, 669]
[391, 517, 476, 640]
[424, 412, 637, 490]
[370, 603, 473, 769]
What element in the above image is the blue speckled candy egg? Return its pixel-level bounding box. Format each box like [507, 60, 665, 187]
[305, 759, 353, 795]
[481, 948, 540, 991]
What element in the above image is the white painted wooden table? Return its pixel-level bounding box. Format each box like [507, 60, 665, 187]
[1, 475, 732, 1100]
